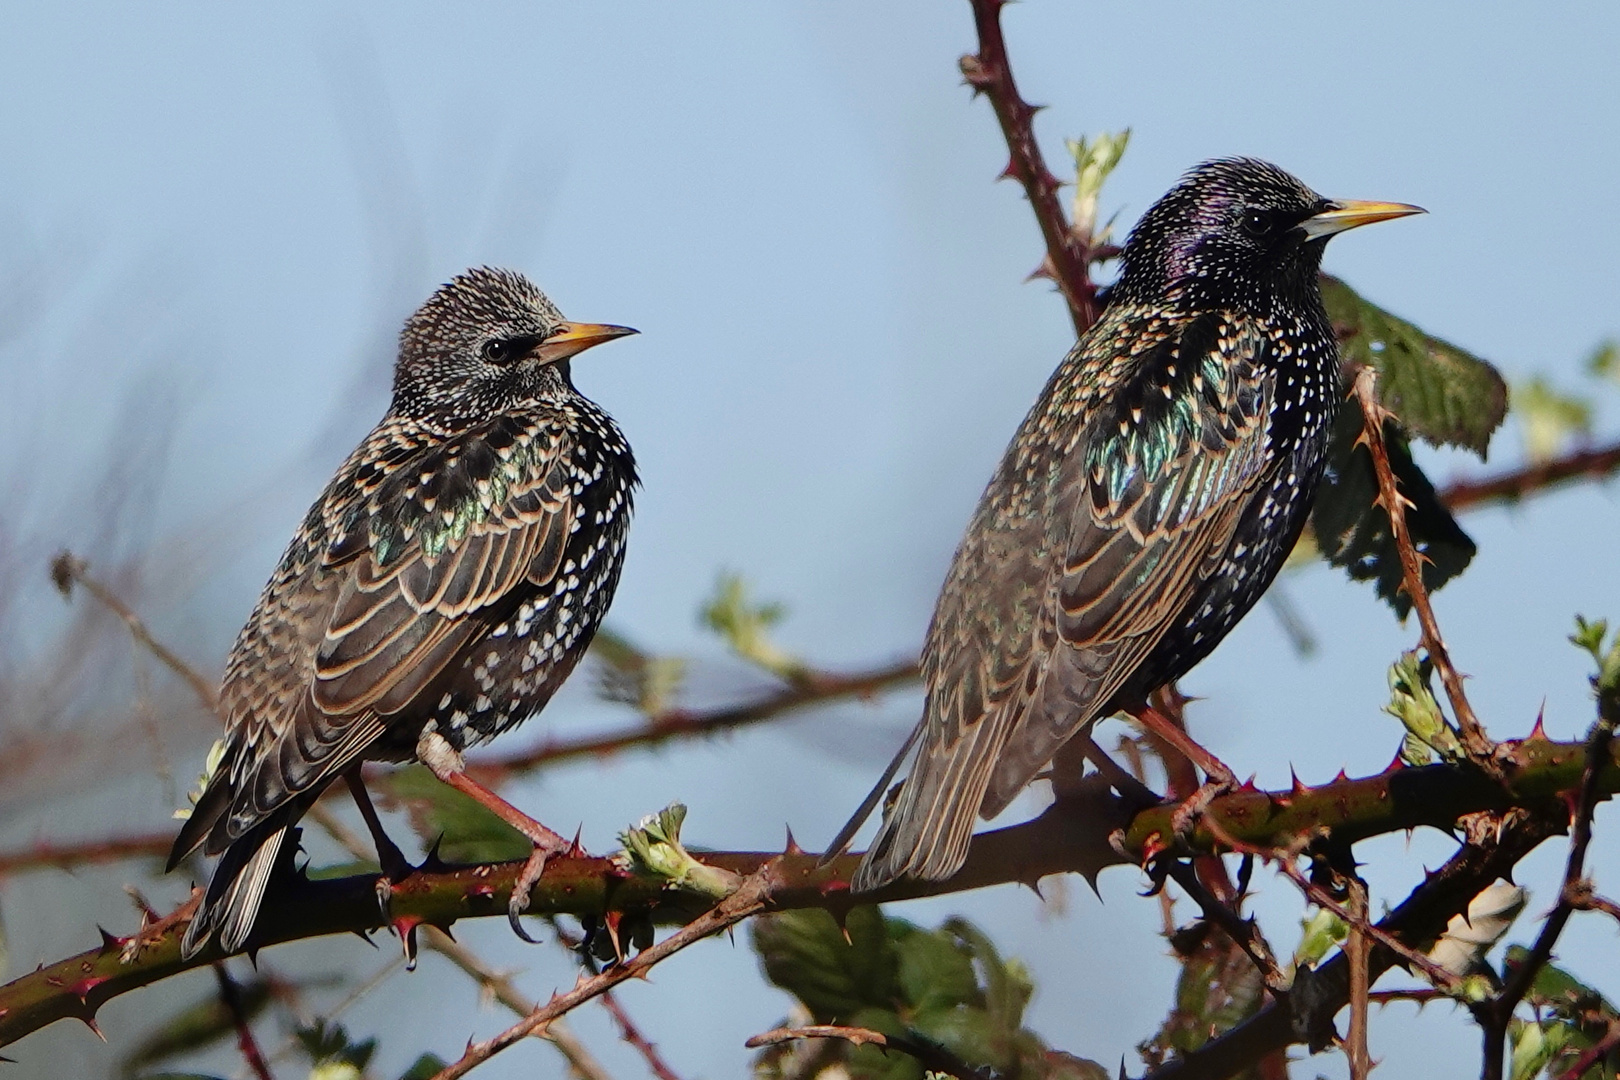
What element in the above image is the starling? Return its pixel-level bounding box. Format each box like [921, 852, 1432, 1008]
[832, 158, 1421, 891]
[169, 267, 638, 957]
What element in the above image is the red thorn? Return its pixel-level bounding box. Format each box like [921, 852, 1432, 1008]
[391, 914, 424, 971]
[1529, 707, 1549, 742]
[79, 1014, 104, 1041]
[1383, 750, 1407, 774]
[1290, 769, 1308, 796]
[783, 826, 802, 856]
[96, 927, 125, 953]
[998, 159, 1019, 182]
[434, 922, 457, 943]
[818, 878, 852, 896]
[1025, 262, 1057, 283]
[1140, 831, 1168, 866]
[69, 976, 110, 1002]
[568, 826, 585, 858]
[1239, 774, 1259, 792]
[1332, 768, 1350, 784]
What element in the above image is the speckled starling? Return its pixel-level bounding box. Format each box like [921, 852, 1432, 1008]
[833, 159, 1421, 891]
[169, 267, 638, 957]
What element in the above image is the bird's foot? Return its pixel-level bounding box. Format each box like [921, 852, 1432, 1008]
[508, 837, 571, 943]
[1169, 777, 1235, 838]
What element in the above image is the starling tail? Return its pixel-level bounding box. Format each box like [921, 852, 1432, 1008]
[169, 267, 638, 957]
[831, 159, 1422, 891]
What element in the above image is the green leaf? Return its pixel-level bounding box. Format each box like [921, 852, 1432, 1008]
[1321, 275, 1508, 457]
[1510, 1017, 1571, 1080]
[1384, 651, 1463, 764]
[701, 572, 806, 680]
[1292, 907, 1348, 970]
[379, 764, 530, 864]
[753, 906, 903, 1022]
[1065, 129, 1130, 240]
[1311, 409, 1477, 617]
[895, 928, 978, 1014]
[295, 1019, 377, 1070]
[1515, 376, 1593, 464]
[1588, 339, 1620, 385]
[397, 1054, 449, 1080]
[617, 803, 740, 898]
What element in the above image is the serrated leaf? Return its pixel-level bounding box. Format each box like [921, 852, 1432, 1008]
[379, 765, 529, 864]
[753, 907, 902, 1022]
[1321, 275, 1508, 457]
[1312, 408, 1476, 617]
[1506, 947, 1614, 1018]
[120, 979, 272, 1075]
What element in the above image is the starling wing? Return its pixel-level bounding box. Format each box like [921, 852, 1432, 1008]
[170, 414, 580, 955]
[841, 310, 1276, 890]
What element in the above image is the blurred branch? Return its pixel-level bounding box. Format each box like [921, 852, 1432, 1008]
[470, 660, 919, 781]
[6, 732, 1617, 1052]
[959, 0, 1099, 335]
[1436, 438, 1620, 512]
[212, 963, 274, 1080]
[746, 1025, 993, 1080]
[0, 833, 172, 877]
[50, 552, 219, 711]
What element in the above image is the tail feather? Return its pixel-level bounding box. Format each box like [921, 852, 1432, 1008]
[180, 814, 292, 960]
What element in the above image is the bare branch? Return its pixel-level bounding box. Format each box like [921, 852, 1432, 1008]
[1437, 439, 1620, 512]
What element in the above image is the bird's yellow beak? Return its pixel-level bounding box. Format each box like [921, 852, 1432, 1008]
[534, 322, 638, 363]
[1299, 199, 1425, 241]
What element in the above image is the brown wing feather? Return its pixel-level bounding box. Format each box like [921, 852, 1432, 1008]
[196, 417, 576, 852]
[846, 309, 1274, 890]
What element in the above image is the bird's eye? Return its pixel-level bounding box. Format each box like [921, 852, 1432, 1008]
[1240, 209, 1274, 238]
[481, 339, 512, 363]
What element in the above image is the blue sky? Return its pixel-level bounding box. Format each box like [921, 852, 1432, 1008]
[2, 3, 1619, 1078]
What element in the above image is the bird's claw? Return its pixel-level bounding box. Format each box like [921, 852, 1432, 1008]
[1170, 779, 1234, 838]
[506, 845, 553, 944]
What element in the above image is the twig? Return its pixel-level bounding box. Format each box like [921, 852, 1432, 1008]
[51, 552, 220, 710]
[427, 866, 779, 1080]
[1145, 811, 1563, 1079]
[548, 917, 684, 1080]
[1438, 440, 1620, 512]
[213, 963, 274, 1080]
[746, 1025, 993, 1080]
[958, 0, 1098, 335]
[420, 928, 617, 1080]
[1352, 369, 1495, 766]
[1567, 883, 1620, 925]
[472, 660, 918, 780]
[597, 992, 684, 1080]
[1552, 1015, 1620, 1080]
[1161, 860, 1285, 991]
[1345, 879, 1372, 1080]
[1367, 989, 1448, 1006]
[1479, 710, 1617, 1080]
[0, 832, 173, 877]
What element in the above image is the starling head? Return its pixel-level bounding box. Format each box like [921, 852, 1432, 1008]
[1112, 157, 1422, 309]
[393, 266, 635, 423]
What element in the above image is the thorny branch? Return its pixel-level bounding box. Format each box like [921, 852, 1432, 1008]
[1478, 696, 1619, 1080]
[746, 1025, 994, 1080]
[213, 962, 274, 1080]
[4, 734, 1615, 1053]
[1352, 368, 1496, 765]
[959, 0, 1099, 335]
[426, 866, 779, 1080]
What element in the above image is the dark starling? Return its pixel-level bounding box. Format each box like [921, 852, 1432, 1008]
[169, 267, 638, 957]
[832, 159, 1421, 891]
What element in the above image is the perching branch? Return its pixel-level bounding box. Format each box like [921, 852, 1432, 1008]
[4, 731, 1615, 1054]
